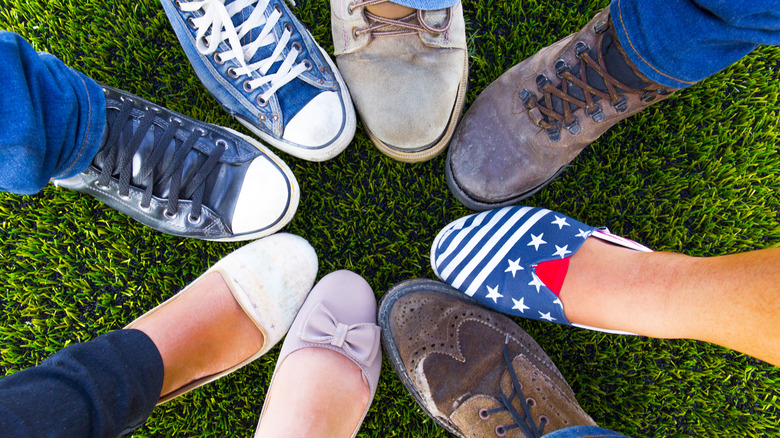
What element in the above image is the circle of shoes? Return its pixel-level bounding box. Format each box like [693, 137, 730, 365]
[477, 336, 549, 438]
[94, 94, 225, 224]
[518, 18, 671, 142]
[175, 0, 311, 105]
[349, 0, 453, 39]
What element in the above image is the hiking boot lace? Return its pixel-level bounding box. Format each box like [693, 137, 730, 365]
[177, 0, 308, 103]
[518, 18, 668, 141]
[478, 335, 547, 438]
[95, 96, 225, 221]
[350, 0, 452, 38]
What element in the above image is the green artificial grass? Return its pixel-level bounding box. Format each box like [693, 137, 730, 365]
[1, 0, 779, 436]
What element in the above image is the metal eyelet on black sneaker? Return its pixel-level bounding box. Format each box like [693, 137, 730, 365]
[118, 192, 131, 200]
[163, 210, 178, 219]
[139, 202, 152, 212]
[187, 213, 202, 225]
[94, 180, 109, 190]
[216, 139, 229, 150]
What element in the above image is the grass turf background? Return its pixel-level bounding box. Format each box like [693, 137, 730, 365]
[1, 0, 779, 436]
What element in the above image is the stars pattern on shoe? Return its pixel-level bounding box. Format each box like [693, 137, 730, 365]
[432, 206, 652, 332]
[527, 233, 546, 250]
[551, 215, 569, 229]
[486, 285, 503, 303]
[505, 258, 524, 277]
[553, 245, 572, 259]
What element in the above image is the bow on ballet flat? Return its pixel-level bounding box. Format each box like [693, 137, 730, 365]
[300, 303, 380, 366]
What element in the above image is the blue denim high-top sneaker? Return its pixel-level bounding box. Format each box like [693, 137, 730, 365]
[162, 0, 356, 161]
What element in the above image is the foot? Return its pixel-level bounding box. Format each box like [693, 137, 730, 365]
[255, 271, 381, 437]
[55, 85, 299, 241]
[431, 206, 651, 332]
[379, 279, 597, 437]
[331, 0, 468, 162]
[126, 233, 318, 403]
[446, 8, 677, 209]
[161, 0, 356, 161]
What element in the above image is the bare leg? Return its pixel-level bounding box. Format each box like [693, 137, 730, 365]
[560, 239, 780, 366]
[254, 348, 370, 438]
[130, 272, 265, 397]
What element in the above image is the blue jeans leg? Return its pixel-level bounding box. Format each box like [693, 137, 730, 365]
[0, 329, 163, 438]
[611, 0, 780, 89]
[544, 425, 631, 438]
[0, 31, 106, 195]
[390, 0, 459, 11]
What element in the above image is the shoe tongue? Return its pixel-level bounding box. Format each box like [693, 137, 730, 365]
[600, 30, 649, 89]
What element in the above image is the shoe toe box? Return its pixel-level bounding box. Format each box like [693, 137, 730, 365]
[283, 91, 346, 148]
[231, 157, 298, 235]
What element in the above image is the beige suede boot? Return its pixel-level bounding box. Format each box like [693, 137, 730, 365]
[331, 0, 468, 162]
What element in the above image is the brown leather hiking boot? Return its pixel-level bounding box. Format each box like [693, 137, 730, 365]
[379, 279, 596, 437]
[446, 8, 677, 210]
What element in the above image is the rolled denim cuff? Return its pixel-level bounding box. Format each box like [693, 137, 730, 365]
[609, 0, 761, 89]
[49, 64, 106, 181]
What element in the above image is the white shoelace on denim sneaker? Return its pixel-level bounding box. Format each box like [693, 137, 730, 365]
[179, 0, 308, 103]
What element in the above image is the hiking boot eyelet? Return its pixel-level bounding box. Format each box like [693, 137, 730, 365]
[479, 408, 490, 420]
[163, 210, 178, 219]
[526, 397, 536, 407]
[555, 59, 569, 78]
[535, 74, 550, 92]
[257, 95, 269, 107]
[564, 118, 581, 135]
[291, 41, 302, 53]
[227, 67, 239, 79]
[216, 139, 229, 150]
[187, 16, 197, 29]
[243, 81, 255, 93]
[303, 59, 313, 71]
[640, 91, 656, 102]
[187, 213, 202, 224]
[547, 127, 561, 142]
[612, 97, 628, 112]
[213, 52, 225, 65]
[586, 103, 604, 122]
[495, 425, 507, 437]
[594, 20, 608, 33]
[574, 41, 589, 57]
[539, 415, 549, 425]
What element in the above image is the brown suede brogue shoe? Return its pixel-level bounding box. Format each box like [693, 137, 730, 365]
[446, 8, 677, 210]
[379, 279, 596, 437]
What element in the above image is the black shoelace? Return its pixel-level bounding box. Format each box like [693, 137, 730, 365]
[94, 97, 225, 222]
[479, 335, 547, 437]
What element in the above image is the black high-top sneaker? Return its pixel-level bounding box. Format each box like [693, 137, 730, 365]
[56, 85, 299, 241]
